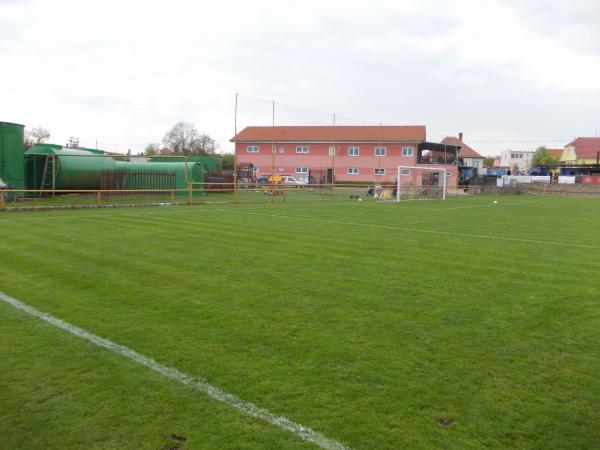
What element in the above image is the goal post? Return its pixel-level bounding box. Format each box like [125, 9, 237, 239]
[396, 166, 448, 202]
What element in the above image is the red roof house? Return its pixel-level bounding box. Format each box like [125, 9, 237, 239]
[231, 125, 459, 184]
[563, 138, 600, 163]
[547, 148, 563, 159]
[441, 135, 484, 168]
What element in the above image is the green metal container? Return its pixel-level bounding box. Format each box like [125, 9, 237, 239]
[56, 150, 117, 189]
[112, 161, 204, 191]
[191, 156, 222, 175]
[150, 155, 222, 175]
[25, 144, 63, 190]
[26, 146, 114, 190]
[0, 121, 25, 195]
[26, 145, 205, 191]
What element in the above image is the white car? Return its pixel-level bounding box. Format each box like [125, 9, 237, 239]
[280, 175, 309, 186]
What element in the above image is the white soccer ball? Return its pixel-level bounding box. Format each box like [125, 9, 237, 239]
[493, 200, 498, 204]
[358, 198, 363, 202]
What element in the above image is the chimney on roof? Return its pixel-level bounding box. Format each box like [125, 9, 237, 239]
[458, 132, 463, 142]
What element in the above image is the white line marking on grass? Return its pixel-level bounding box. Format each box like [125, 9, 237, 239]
[427, 200, 539, 211]
[0, 292, 350, 450]
[233, 210, 600, 250]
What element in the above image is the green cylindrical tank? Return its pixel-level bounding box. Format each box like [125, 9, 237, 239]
[0, 121, 25, 195]
[55, 149, 117, 189]
[26, 144, 65, 190]
[25, 145, 204, 191]
[112, 161, 204, 190]
[150, 155, 222, 175]
[191, 156, 222, 175]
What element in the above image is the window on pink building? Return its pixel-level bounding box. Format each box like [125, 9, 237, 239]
[374, 147, 386, 156]
[247, 146, 259, 153]
[402, 147, 413, 156]
[374, 168, 386, 175]
[348, 147, 359, 156]
[347, 167, 359, 175]
[296, 146, 309, 153]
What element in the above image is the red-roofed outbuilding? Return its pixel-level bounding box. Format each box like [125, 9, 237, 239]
[231, 125, 459, 184]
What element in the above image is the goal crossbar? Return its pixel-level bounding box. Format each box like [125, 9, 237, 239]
[396, 166, 448, 202]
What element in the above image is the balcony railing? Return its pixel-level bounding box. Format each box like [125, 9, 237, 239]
[418, 156, 459, 165]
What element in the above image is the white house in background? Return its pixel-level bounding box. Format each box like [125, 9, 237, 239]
[441, 133, 485, 169]
[499, 149, 534, 174]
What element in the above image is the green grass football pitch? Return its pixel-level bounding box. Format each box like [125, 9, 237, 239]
[1, 195, 599, 449]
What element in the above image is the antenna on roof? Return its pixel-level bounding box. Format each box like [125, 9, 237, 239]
[66, 137, 79, 148]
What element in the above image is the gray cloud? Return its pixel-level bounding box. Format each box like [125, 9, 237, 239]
[0, 0, 599, 155]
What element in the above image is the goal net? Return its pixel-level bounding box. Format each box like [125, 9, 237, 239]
[396, 166, 448, 201]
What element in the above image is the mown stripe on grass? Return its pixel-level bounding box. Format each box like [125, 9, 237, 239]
[231, 210, 600, 249]
[0, 291, 351, 450]
[427, 200, 539, 210]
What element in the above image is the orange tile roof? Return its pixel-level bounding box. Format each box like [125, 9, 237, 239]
[441, 136, 483, 158]
[547, 148, 563, 158]
[566, 138, 600, 159]
[231, 125, 426, 143]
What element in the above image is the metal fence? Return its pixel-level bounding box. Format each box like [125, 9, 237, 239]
[0, 182, 483, 210]
[100, 169, 177, 198]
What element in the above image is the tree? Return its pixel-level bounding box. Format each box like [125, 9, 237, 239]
[144, 143, 160, 156]
[162, 122, 217, 156]
[483, 157, 495, 168]
[532, 146, 559, 167]
[163, 122, 199, 156]
[25, 126, 50, 148]
[196, 133, 218, 154]
[221, 153, 235, 170]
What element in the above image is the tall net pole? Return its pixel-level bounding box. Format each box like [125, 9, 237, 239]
[271, 101, 275, 203]
[331, 112, 336, 190]
[233, 92, 238, 204]
[271, 100, 275, 177]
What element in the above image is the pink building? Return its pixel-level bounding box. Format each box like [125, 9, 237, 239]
[231, 125, 459, 186]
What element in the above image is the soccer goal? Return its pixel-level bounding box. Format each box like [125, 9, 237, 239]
[396, 166, 448, 202]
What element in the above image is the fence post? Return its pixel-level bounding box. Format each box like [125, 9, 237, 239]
[96, 191, 101, 206]
[171, 190, 175, 202]
[188, 184, 193, 205]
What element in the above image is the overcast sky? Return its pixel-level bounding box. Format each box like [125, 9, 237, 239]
[1, 0, 599, 155]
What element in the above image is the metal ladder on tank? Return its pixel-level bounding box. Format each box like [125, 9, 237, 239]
[39, 154, 56, 197]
